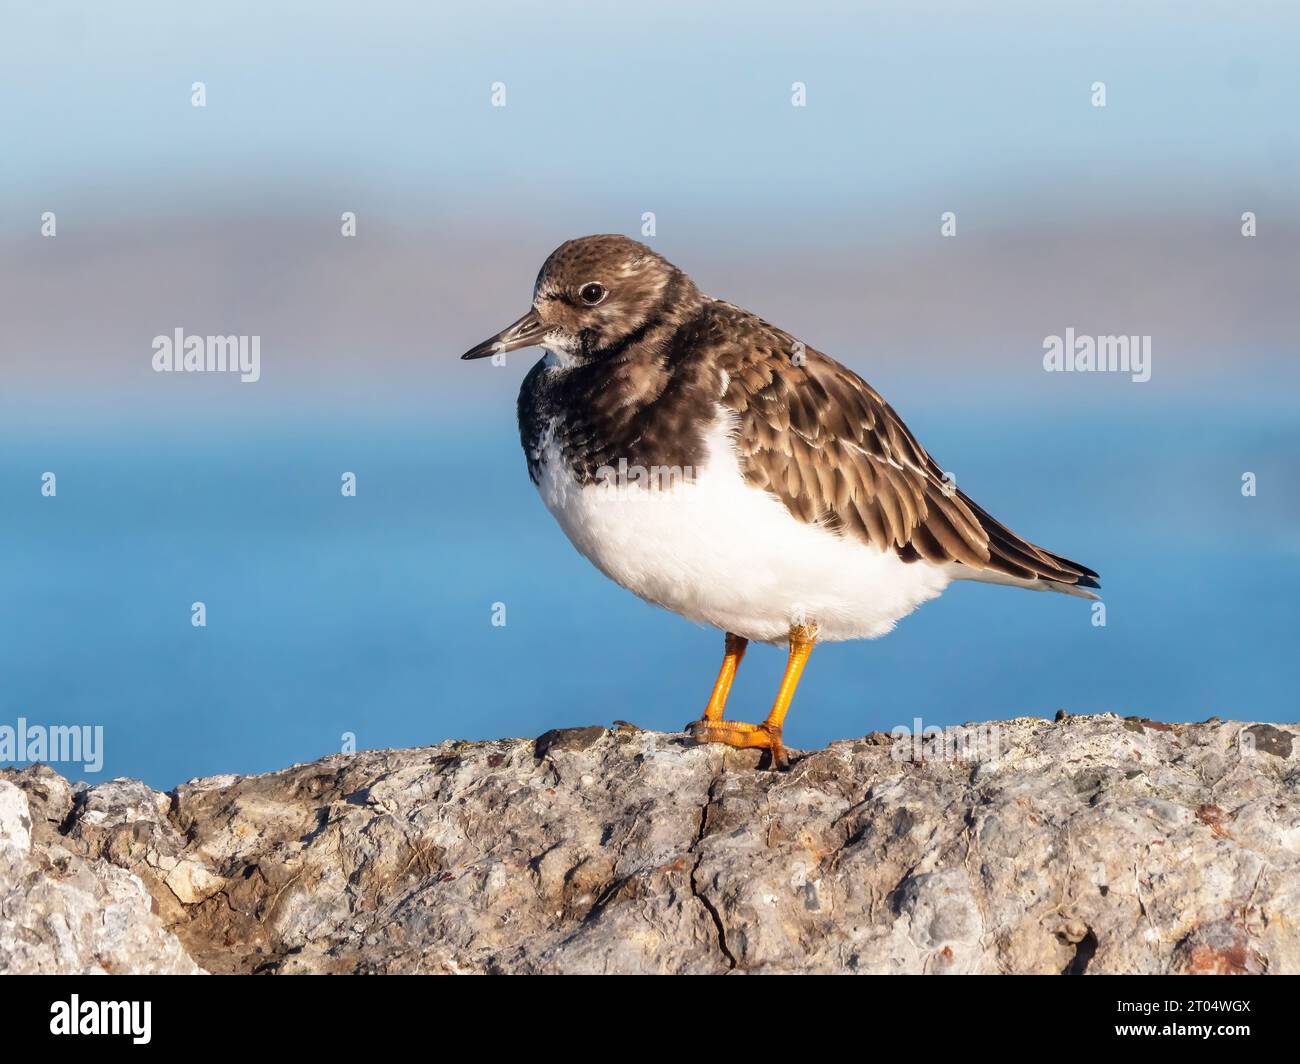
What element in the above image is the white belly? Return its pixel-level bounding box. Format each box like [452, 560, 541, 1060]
[534, 413, 951, 644]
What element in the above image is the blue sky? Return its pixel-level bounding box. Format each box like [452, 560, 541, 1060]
[3, 2, 1297, 227]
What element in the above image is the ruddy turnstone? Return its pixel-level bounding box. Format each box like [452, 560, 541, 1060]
[463, 235, 1099, 768]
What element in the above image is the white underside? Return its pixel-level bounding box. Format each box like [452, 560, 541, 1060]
[534, 409, 953, 644]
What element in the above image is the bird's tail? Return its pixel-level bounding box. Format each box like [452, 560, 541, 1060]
[950, 492, 1101, 600]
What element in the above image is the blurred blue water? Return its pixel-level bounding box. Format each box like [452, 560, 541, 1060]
[1, 401, 1296, 788]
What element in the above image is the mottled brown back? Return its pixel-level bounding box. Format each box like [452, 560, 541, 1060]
[706, 300, 1099, 589]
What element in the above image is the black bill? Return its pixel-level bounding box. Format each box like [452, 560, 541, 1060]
[461, 308, 551, 360]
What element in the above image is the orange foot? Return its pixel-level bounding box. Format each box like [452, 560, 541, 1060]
[686, 718, 788, 770]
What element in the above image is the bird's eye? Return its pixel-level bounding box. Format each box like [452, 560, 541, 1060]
[579, 282, 607, 306]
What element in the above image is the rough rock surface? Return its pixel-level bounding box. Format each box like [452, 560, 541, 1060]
[0, 779, 204, 974]
[2, 714, 1297, 974]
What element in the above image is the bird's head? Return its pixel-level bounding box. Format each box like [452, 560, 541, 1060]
[461, 234, 700, 365]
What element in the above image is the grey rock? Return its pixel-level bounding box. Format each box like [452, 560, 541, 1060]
[0, 779, 204, 974]
[2, 714, 1297, 974]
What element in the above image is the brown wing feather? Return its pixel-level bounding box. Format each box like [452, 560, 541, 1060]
[713, 304, 1099, 591]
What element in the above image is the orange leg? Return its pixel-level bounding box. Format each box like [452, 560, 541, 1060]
[687, 623, 817, 770]
[701, 632, 748, 722]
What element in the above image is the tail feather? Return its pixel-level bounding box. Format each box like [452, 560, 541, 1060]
[955, 566, 1101, 601]
[954, 490, 1101, 598]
